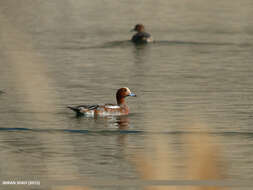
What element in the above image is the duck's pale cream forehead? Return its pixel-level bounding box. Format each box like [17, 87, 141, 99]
[123, 87, 131, 93]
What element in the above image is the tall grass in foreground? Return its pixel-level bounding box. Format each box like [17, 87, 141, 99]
[131, 124, 226, 190]
[0, 9, 81, 183]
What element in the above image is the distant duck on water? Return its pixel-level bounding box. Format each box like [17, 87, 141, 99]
[68, 87, 136, 116]
[131, 24, 153, 44]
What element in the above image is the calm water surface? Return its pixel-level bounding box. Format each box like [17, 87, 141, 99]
[0, 0, 253, 189]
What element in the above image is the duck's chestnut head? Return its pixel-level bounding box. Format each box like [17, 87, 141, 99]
[116, 87, 136, 105]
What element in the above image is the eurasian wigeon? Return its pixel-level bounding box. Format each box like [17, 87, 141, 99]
[68, 87, 136, 116]
[131, 24, 153, 44]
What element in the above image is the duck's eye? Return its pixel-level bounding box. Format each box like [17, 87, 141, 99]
[124, 89, 127, 92]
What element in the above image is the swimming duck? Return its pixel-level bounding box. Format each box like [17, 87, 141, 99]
[131, 24, 153, 44]
[68, 87, 136, 116]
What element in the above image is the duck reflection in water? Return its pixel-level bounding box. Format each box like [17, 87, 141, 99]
[96, 115, 130, 130]
[114, 115, 130, 130]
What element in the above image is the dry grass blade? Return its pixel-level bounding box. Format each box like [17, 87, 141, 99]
[130, 124, 226, 190]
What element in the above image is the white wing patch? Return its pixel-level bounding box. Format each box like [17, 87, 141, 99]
[147, 37, 153, 42]
[105, 105, 120, 109]
[79, 107, 95, 116]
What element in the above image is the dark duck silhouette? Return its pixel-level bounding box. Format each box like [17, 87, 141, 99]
[131, 24, 153, 44]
